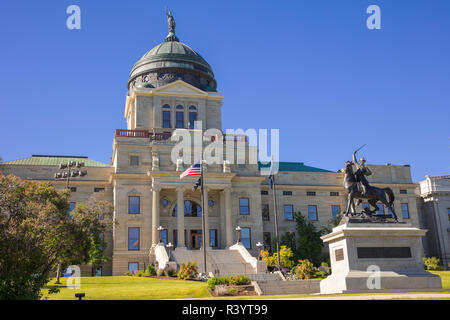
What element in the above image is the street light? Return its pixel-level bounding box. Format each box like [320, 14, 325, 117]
[157, 226, 164, 244]
[235, 226, 242, 244]
[166, 242, 173, 261]
[256, 242, 263, 260]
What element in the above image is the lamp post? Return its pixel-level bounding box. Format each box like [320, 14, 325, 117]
[53, 160, 87, 284]
[235, 226, 242, 244]
[166, 242, 173, 261]
[157, 226, 164, 244]
[256, 242, 263, 260]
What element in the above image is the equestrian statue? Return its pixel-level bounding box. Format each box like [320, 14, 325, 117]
[342, 146, 399, 222]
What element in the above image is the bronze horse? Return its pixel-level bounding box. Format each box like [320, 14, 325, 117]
[342, 161, 398, 221]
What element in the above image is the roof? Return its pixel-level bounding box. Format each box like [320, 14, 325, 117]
[258, 161, 332, 173]
[1, 155, 108, 167]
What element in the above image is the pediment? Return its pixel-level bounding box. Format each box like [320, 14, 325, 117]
[153, 80, 207, 96]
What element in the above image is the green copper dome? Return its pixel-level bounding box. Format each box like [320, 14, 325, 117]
[128, 12, 217, 92]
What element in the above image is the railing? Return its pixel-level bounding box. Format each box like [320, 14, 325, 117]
[116, 129, 247, 143]
[115, 129, 171, 141]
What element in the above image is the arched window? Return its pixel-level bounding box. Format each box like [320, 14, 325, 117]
[173, 200, 202, 217]
[163, 104, 170, 109]
[176, 105, 184, 110]
[189, 105, 197, 110]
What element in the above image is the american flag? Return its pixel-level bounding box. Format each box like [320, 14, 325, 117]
[180, 161, 201, 179]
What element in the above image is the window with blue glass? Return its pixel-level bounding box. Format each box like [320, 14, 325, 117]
[241, 227, 251, 249]
[189, 112, 197, 129]
[331, 205, 340, 220]
[173, 200, 202, 217]
[95, 267, 102, 277]
[163, 110, 171, 128]
[161, 229, 168, 245]
[128, 196, 140, 214]
[210, 229, 217, 247]
[362, 203, 369, 209]
[68, 202, 76, 217]
[176, 111, 184, 128]
[239, 198, 250, 215]
[128, 227, 140, 250]
[308, 205, 318, 221]
[128, 262, 138, 273]
[99, 233, 104, 251]
[284, 205, 294, 221]
[401, 203, 409, 219]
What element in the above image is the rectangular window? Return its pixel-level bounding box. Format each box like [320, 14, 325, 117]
[401, 203, 410, 219]
[128, 262, 139, 273]
[189, 112, 197, 129]
[307, 191, 316, 196]
[130, 155, 139, 166]
[283, 191, 292, 196]
[448, 208, 450, 221]
[161, 229, 168, 246]
[284, 205, 294, 221]
[262, 204, 270, 221]
[174, 229, 178, 248]
[94, 187, 105, 192]
[308, 205, 318, 221]
[176, 111, 184, 128]
[241, 227, 251, 249]
[128, 227, 140, 251]
[70, 187, 77, 192]
[399, 189, 407, 194]
[362, 203, 369, 210]
[330, 191, 339, 196]
[261, 190, 268, 195]
[239, 198, 250, 215]
[99, 233, 104, 251]
[263, 232, 271, 252]
[163, 111, 171, 128]
[128, 196, 140, 214]
[377, 204, 385, 215]
[95, 267, 102, 277]
[210, 229, 217, 247]
[331, 205, 340, 220]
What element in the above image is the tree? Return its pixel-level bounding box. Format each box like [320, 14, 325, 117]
[0, 173, 113, 299]
[272, 231, 296, 254]
[294, 211, 327, 266]
[261, 245, 295, 269]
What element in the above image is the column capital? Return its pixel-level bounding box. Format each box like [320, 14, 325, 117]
[175, 186, 186, 193]
[223, 186, 232, 193]
[151, 184, 161, 192]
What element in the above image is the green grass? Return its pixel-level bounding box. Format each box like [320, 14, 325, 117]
[41, 276, 210, 300]
[41, 271, 450, 300]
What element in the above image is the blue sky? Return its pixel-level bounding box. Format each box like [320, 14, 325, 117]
[1, 0, 449, 181]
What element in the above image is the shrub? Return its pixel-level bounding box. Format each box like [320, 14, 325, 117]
[423, 257, 445, 271]
[207, 277, 228, 290]
[125, 271, 132, 276]
[314, 270, 327, 278]
[295, 259, 315, 280]
[165, 267, 177, 277]
[228, 275, 251, 286]
[227, 288, 239, 294]
[135, 270, 145, 277]
[146, 265, 157, 276]
[156, 268, 165, 276]
[178, 260, 199, 280]
[261, 246, 295, 269]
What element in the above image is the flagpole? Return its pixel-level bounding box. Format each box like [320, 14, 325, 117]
[272, 174, 281, 271]
[200, 159, 207, 275]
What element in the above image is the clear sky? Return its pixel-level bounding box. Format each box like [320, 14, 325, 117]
[1, 0, 449, 181]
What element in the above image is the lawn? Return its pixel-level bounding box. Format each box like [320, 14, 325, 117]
[41, 271, 449, 300]
[41, 276, 210, 300]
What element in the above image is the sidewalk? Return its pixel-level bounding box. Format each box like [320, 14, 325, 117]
[278, 293, 450, 300]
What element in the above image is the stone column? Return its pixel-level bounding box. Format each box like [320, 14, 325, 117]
[224, 187, 233, 247]
[151, 183, 161, 246]
[176, 186, 185, 247]
[203, 187, 210, 248]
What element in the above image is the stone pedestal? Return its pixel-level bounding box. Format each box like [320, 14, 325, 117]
[320, 220, 442, 294]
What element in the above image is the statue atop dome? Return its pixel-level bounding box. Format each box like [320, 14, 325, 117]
[165, 7, 179, 42]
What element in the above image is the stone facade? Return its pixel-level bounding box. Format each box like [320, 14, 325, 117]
[418, 175, 450, 269]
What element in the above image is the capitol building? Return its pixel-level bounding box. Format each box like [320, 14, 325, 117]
[0, 16, 429, 276]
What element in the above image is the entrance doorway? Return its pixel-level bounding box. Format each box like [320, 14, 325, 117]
[190, 230, 202, 249]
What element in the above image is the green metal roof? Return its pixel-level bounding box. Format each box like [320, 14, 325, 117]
[258, 161, 332, 173]
[1, 155, 108, 167]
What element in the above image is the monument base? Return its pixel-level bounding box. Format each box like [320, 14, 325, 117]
[320, 221, 442, 294]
